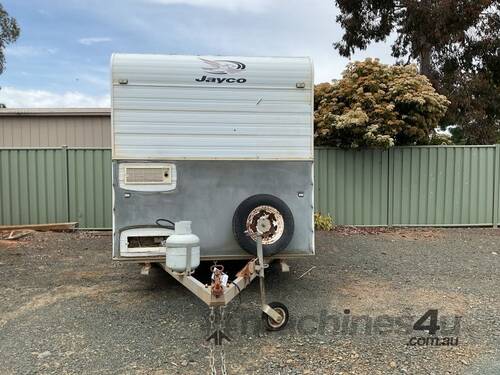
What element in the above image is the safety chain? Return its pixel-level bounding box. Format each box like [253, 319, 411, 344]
[219, 306, 228, 375]
[208, 307, 217, 375]
[207, 306, 228, 375]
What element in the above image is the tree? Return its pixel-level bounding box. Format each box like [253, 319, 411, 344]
[0, 3, 20, 74]
[314, 59, 449, 148]
[436, 9, 499, 144]
[333, 0, 499, 144]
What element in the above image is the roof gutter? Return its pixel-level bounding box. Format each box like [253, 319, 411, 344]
[0, 108, 111, 117]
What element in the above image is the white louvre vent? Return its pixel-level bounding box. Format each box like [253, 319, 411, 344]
[125, 167, 171, 184]
[119, 163, 177, 191]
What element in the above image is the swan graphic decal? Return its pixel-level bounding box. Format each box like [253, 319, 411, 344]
[199, 58, 246, 75]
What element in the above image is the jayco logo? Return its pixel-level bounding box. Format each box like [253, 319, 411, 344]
[195, 58, 247, 84]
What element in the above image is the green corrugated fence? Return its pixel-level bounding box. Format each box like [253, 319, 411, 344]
[0, 148, 68, 225]
[0, 148, 111, 229]
[314, 148, 389, 225]
[67, 149, 112, 228]
[315, 145, 500, 226]
[1, 146, 500, 228]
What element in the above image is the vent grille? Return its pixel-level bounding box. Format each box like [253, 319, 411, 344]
[125, 167, 171, 184]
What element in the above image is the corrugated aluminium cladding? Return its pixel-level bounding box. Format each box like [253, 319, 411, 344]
[1, 146, 500, 228]
[111, 54, 314, 160]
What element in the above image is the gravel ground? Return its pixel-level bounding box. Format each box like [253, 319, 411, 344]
[0, 228, 499, 375]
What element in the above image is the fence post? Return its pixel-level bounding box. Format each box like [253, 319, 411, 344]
[61, 145, 70, 223]
[387, 148, 394, 227]
[493, 144, 500, 228]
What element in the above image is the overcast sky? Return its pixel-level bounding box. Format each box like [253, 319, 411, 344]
[0, 0, 394, 108]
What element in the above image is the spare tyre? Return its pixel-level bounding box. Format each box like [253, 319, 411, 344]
[232, 194, 294, 256]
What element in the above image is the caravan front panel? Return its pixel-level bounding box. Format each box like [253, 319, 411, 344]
[111, 54, 314, 261]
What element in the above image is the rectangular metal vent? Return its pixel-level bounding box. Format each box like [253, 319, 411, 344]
[125, 167, 171, 184]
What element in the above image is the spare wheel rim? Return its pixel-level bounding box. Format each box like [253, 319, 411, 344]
[246, 205, 285, 245]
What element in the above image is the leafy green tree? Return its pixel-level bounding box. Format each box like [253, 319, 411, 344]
[315, 59, 449, 148]
[333, 0, 499, 144]
[0, 3, 20, 74]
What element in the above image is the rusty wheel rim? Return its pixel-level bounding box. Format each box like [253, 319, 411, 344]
[267, 307, 286, 328]
[246, 205, 285, 245]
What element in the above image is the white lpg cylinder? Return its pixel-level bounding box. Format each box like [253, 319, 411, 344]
[165, 221, 200, 272]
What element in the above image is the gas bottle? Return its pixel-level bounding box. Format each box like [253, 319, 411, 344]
[165, 221, 200, 273]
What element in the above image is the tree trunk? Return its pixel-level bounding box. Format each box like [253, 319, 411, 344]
[419, 46, 432, 78]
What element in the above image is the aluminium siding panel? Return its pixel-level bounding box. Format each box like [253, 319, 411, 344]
[112, 54, 313, 87]
[111, 54, 313, 160]
[114, 85, 309, 102]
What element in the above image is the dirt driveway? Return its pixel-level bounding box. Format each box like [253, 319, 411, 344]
[0, 228, 499, 374]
